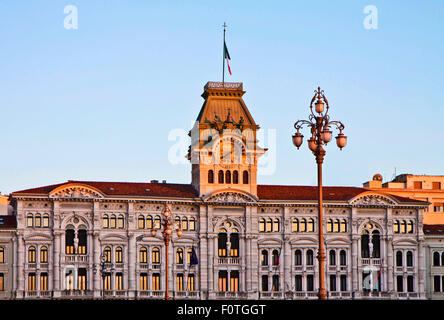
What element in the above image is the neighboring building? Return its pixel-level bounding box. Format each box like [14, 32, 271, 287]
[363, 174, 444, 224]
[0, 195, 16, 299]
[423, 224, 444, 299]
[6, 82, 429, 300]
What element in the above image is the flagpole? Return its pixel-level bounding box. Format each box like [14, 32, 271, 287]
[222, 22, 226, 85]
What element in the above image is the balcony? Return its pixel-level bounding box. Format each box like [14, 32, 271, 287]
[173, 291, 200, 299]
[259, 291, 284, 299]
[137, 290, 165, 298]
[62, 290, 93, 298]
[361, 258, 382, 266]
[215, 291, 248, 299]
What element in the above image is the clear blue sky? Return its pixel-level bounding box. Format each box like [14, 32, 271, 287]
[0, 1, 443, 194]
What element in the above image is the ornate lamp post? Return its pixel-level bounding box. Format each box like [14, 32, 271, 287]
[151, 204, 183, 300]
[292, 87, 347, 300]
[99, 250, 115, 299]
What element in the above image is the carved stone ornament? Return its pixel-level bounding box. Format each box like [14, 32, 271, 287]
[50, 186, 104, 199]
[205, 192, 255, 204]
[350, 194, 396, 206]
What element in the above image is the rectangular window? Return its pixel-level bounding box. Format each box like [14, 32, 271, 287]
[340, 275, 347, 292]
[103, 273, 111, 291]
[261, 275, 268, 291]
[272, 275, 279, 291]
[307, 275, 314, 292]
[187, 274, 195, 291]
[176, 273, 184, 291]
[396, 275, 403, 292]
[78, 230, 87, 255]
[78, 268, 87, 290]
[28, 273, 36, 291]
[330, 275, 336, 291]
[140, 273, 148, 291]
[65, 230, 75, 254]
[433, 182, 441, 190]
[295, 275, 302, 291]
[434, 205, 442, 212]
[230, 271, 239, 292]
[407, 275, 414, 292]
[152, 273, 160, 291]
[0, 248, 4, 263]
[0, 273, 4, 291]
[218, 234, 227, 257]
[115, 273, 123, 291]
[413, 181, 422, 189]
[40, 273, 48, 291]
[434, 275, 441, 293]
[218, 271, 227, 292]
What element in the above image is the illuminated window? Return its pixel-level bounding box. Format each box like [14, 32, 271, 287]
[65, 229, 75, 254]
[187, 274, 195, 291]
[28, 273, 36, 291]
[401, 221, 407, 234]
[181, 217, 188, 231]
[0, 247, 4, 263]
[176, 273, 184, 291]
[308, 218, 315, 232]
[152, 273, 160, 291]
[407, 221, 414, 233]
[137, 215, 145, 229]
[230, 271, 239, 292]
[300, 219, 307, 232]
[40, 246, 48, 263]
[28, 246, 36, 263]
[272, 275, 279, 291]
[34, 214, 41, 228]
[218, 233, 227, 257]
[78, 268, 87, 290]
[104, 246, 112, 263]
[103, 214, 109, 228]
[174, 216, 181, 230]
[187, 248, 193, 264]
[154, 216, 161, 229]
[110, 214, 117, 229]
[273, 218, 280, 232]
[327, 219, 333, 232]
[27, 214, 33, 227]
[265, 218, 272, 232]
[292, 218, 299, 232]
[218, 270, 227, 292]
[117, 215, 124, 228]
[78, 229, 87, 255]
[340, 219, 347, 232]
[115, 247, 123, 263]
[333, 219, 340, 232]
[0, 273, 4, 291]
[259, 218, 266, 232]
[176, 248, 184, 264]
[146, 216, 153, 229]
[139, 247, 147, 263]
[394, 220, 400, 233]
[140, 273, 148, 290]
[42, 214, 49, 228]
[230, 233, 239, 257]
[152, 247, 160, 264]
[189, 217, 196, 231]
[104, 273, 111, 291]
[115, 273, 123, 290]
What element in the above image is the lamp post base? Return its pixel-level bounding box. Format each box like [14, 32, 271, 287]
[318, 288, 327, 300]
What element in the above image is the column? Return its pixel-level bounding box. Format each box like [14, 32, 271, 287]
[93, 232, 101, 298]
[128, 234, 136, 298]
[351, 235, 359, 294]
[417, 239, 425, 297]
[17, 234, 25, 298]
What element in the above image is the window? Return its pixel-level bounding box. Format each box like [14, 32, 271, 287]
[115, 247, 123, 263]
[115, 273, 123, 290]
[28, 246, 36, 263]
[243, 170, 249, 184]
[340, 275, 347, 292]
[78, 229, 87, 255]
[0, 273, 4, 291]
[413, 181, 422, 189]
[146, 216, 153, 229]
[262, 275, 268, 291]
[265, 218, 272, 232]
[295, 275, 303, 291]
[177, 273, 184, 291]
[218, 170, 224, 184]
[65, 229, 75, 254]
[40, 246, 48, 263]
[187, 248, 193, 265]
[41, 273, 49, 291]
[78, 268, 87, 290]
[259, 218, 266, 232]
[329, 250, 336, 266]
[42, 214, 49, 227]
[340, 219, 347, 232]
[261, 250, 268, 266]
[340, 250, 346, 266]
[154, 216, 161, 229]
[372, 230, 380, 258]
[433, 252, 440, 266]
[174, 216, 181, 230]
[273, 218, 280, 232]
[407, 221, 414, 233]
[396, 276, 403, 292]
[218, 233, 227, 257]
[394, 220, 400, 233]
[66, 269, 75, 290]
[333, 219, 340, 232]
[327, 219, 333, 232]
[294, 250, 302, 265]
[233, 170, 239, 184]
[187, 274, 195, 291]
[307, 275, 314, 292]
[218, 271, 228, 292]
[28, 273, 36, 291]
[434, 275, 441, 292]
[306, 250, 314, 265]
[272, 275, 279, 291]
[230, 271, 239, 292]
[292, 218, 299, 232]
[396, 251, 403, 267]
[110, 215, 117, 229]
[230, 233, 239, 257]
[117, 215, 124, 228]
[152, 247, 160, 264]
[433, 182, 441, 190]
[407, 275, 414, 292]
[152, 273, 160, 291]
[308, 218, 314, 232]
[406, 251, 413, 267]
[330, 275, 337, 291]
[0, 247, 4, 263]
[272, 250, 279, 266]
[189, 218, 196, 231]
[208, 170, 214, 184]
[176, 248, 184, 264]
[181, 217, 188, 231]
[103, 214, 109, 228]
[225, 171, 231, 184]
[401, 221, 407, 233]
[27, 214, 33, 227]
[138, 215, 145, 229]
[300, 219, 307, 232]
[140, 273, 148, 290]
[35, 214, 41, 227]
[104, 246, 112, 263]
[139, 247, 147, 263]
[361, 231, 369, 258]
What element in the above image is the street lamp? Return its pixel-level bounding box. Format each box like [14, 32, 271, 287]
[292, 87, 347, 300]
[99, 250, 115, 299]
[151, 204, 183, 300]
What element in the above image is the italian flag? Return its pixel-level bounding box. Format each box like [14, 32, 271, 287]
[224, 41, 232, 75]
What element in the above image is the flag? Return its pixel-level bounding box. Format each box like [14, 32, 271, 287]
[375, 265, 382, 282]
[224, 41, 232, 75]
[190, 246, 199, 266]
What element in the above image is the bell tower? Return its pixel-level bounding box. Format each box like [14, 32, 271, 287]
[188, 82, 267, 198]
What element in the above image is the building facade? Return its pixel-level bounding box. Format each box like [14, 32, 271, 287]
[3, 82, 430, 300]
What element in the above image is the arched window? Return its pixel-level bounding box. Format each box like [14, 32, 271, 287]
[152, 247, 160, 264]
[189, 217, 196, 231]
[300, 219, 307, 232]
[372, 230, 380, 258]
[176, 248, 184, 264]
[306, 249, 314, 265]
[333, 219, 340, 232]
[225, 171, 231, 184]
[243, 170, 249, 184]
[104, 246, 112, 263]
[139, 247, 147, 263]
[78, 228, 87, 254]
[181, 217, 188, 231]
[340, 219, 347, 232]
[261, 250, 268, 266]
[65, 229, 75, 254]
[28, 246, 36, 263]
[401, 220, 407, 234]
[187, 248, 193, 264]
[294, 250, 302, 265]
[259, 218, 266, 232]
[433, 252, 440, 266]
[230, 232, 239, 257]
[394, 220, 400, 233]
[266, 218, 273, 232]
[42, 214, 49, 227]
[110, 215, 117, 229]
[329, 250, 336, 265]
[406, 251, 413, 267]
[361, 230, 369, 258]
[174, 216, 181, 230]
[407, 221, 414, 234]
[233, 170, 239, 184]
[218, 233, 227, 257]
[272, 250, 280, 266]
[396, 251, 403, 267]
[137, 215, 145, 229]
[115, 247, 123, 263]
[117, 215, 124, 228]
[273, 218, 280, 232]
[103, 214, 109, 228]
[154, 216, 161, 229]
[208, 170, 214, 184]
[340, 250, 346, 266]
[27, 214, 34, 227]
[327, 219, 333, 232]
[35, 214, 41, 228]
[292, 218, 299, 232]
[218, 170, 224, 184]
[146, 216, 153, 229]
[308, 218, 314, 232]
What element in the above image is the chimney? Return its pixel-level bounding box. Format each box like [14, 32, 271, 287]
[150, 180, 159, 183]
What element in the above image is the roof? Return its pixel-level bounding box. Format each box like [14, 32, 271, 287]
[423, 224, 444, 235]
[10, 180, 427, 204]
[0, 215, 16, 229]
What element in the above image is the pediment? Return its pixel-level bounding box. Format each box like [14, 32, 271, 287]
[203, 190, 257, 204]
[49, 184, 104, 199]
[349, 192, 397, 206]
